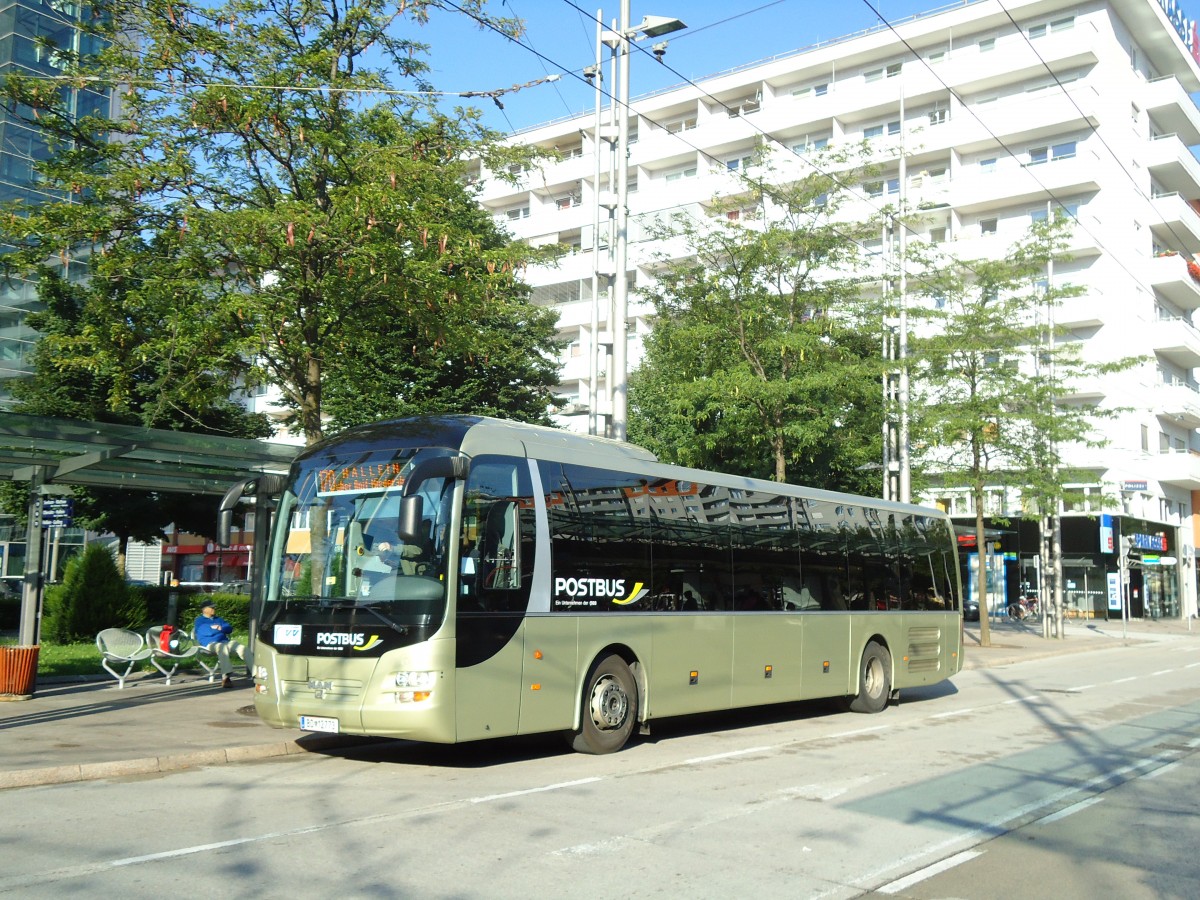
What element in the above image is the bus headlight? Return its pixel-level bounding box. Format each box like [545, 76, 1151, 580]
[394, 671, 437, 689]
[253, 665, 269, 680]
[392, 671, 438, 703]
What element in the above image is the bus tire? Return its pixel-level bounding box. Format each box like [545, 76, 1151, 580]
[848, 641, 892, 714]
[570, 654, 638, 754]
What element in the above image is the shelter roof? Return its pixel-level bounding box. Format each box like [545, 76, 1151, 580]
[0, 412, 299, 495]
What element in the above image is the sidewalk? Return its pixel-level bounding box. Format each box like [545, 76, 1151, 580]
[1, 616, 1195, 790]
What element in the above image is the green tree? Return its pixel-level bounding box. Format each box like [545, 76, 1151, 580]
[323, 295, 563, 430]
[0, 0, 558, 451]
[45, 542, 135, 641]
[631, 152, 886, 491]
[908, 217, 1133, 646]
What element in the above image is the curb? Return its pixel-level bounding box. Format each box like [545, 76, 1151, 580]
[0, 733, 376, 791]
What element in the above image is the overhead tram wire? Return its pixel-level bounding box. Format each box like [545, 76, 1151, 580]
[860, 0, 1160, 299]
[499, 0, 581, 119]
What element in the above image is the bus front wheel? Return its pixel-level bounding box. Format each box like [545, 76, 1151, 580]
[848, 641, 892, 714]
[570, 654, 638, 754]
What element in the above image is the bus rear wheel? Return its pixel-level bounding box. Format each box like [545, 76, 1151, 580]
[848, 641, 892, 714]
[570, 654, 638, 754]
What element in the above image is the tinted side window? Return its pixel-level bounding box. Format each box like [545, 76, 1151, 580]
[459, 456, 534, 613]
[544, 464, 653, 612]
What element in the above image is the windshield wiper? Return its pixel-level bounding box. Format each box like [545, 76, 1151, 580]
[352, 602, 409, 635]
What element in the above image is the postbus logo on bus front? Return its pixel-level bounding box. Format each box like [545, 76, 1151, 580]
[554, 577, 648, 607]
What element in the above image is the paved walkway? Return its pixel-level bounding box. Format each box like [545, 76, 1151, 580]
[1, 616, 1194, 790]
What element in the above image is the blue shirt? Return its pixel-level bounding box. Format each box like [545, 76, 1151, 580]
[195, 614, 233, 647]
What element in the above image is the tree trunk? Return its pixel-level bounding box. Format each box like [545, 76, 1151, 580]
[975, 503, 991, 648]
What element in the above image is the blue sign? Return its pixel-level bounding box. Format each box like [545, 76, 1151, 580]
[41, 497, 74, 528]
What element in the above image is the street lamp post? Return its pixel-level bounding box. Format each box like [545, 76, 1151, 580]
[598, 3, 685, 441]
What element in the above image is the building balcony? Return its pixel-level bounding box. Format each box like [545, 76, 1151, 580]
[952, 152, 1101, 215]
[1144, 133, 1200, 198]
[1152, 448, 1200, 489]
[1149, 192, 1200, 254]
[1154, 380, 1200, 429]
[1148, 253, 1200, 311]
[1054, 294, 1104, 329]
[1139, 76, 1200, 146]
[944, 85, 1100, 156]
[1150, 316, 1200, 369]
[940, 33, 1097, 97]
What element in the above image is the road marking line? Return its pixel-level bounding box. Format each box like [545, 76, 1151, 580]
[876, 850, 983, 894]
[1112, 676, 1137, 684]
[1003, 695, 1039, 704]
[1144, 761, 1181, 780]
[1038, 796, 1103, 824]
[683, 746, 772, 765]
[1150, 669, 1172, 676]
[470, 777, 603, 803]
[1069, 684, 1095, 691]
[930, 708, 975, 719]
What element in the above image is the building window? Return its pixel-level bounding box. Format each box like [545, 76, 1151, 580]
[725, 155, 753, 171]
[664, 165, 697, 182]
[927, 50, 946, 64]
[980, 217, 998, 235]
[928, 107, 949, 126]
[930, 226, 947, 244]
[980, 157, 997, 173]
[665, 115, 697, 134]
[979, 37, 996, 52]
[1030, 16, 1073, 38]
[504, 204, 530, 221]
[1028, 141, 1076, 165]
[792, 136, 829, 154]
[864, 120, 900, 140]
[864, 178, 899, 198]
[794, 82, 829, 98]
[865, 62, 902, 82]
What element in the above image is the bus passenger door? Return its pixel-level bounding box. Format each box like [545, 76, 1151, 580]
[454, 459, 535, 742]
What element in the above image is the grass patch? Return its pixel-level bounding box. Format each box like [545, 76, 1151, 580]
[1, 636, 246, 678]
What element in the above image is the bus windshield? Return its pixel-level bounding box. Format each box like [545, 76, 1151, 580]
[265, 447, 458, 631]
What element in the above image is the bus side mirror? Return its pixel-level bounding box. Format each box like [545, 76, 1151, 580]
[398, 495, 425, 543]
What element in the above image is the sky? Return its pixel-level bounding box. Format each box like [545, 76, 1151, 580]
[412, 0, 961, 132]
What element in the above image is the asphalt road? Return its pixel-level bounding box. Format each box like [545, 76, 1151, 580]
[3, 635, 1198, 898]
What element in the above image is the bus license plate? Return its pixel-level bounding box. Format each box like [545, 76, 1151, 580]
[299, 715, 339, 734]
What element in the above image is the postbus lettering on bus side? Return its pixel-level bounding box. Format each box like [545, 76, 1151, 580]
[554, 577, 648, 605]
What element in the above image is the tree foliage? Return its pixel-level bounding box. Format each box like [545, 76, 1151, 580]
[45, 542, 135, 641]
[0, 255, 273, 552]
[630, 151, 886, 492]
[0, 0, 560, 451]
[907, 216, 1136, 644]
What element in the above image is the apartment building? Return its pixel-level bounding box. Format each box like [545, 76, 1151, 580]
[477, 0, 1200, 620]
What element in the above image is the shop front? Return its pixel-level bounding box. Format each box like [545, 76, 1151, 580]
[957, 515, 1186, 621]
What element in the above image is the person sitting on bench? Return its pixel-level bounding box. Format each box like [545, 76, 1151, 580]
[194, 603, 246, 689]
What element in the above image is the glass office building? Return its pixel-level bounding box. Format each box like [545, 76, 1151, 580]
[0, 0, 108, 407]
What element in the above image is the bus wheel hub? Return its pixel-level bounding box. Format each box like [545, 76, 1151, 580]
[590, 676, 628, 730]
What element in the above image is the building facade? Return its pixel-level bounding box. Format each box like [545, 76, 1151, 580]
[0, 0, 108, 406]
[477, 0, 1200, 620]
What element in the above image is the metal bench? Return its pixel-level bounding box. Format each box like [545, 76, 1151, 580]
[146, 625, 200, 685]
[96, 628, 154, 689]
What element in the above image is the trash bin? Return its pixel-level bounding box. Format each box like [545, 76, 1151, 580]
[0, 645, 39, 700]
